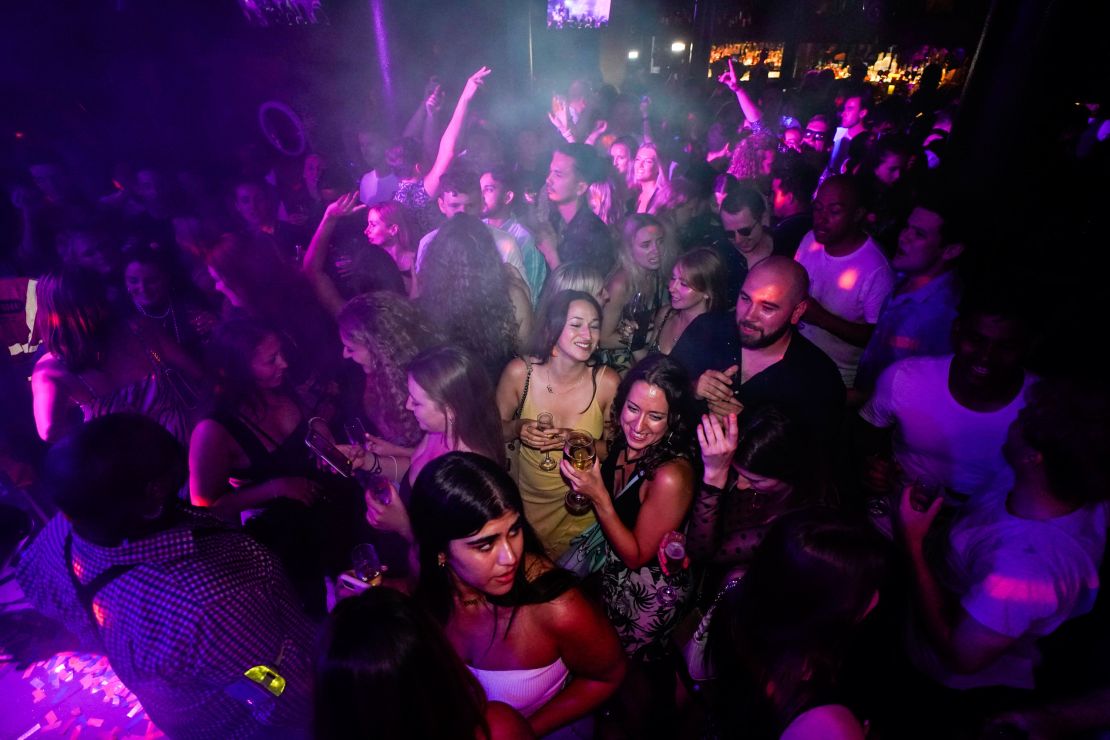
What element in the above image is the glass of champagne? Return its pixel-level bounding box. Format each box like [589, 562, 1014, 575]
[564, 430, 596, 515]
[536, 412, 558, 472]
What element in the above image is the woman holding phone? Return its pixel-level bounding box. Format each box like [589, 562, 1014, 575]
[189, 318, 360, 616]
[347, 345, 505, 574]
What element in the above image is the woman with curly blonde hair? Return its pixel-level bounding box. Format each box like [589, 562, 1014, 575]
[416, 215, 523, 382]
[338, 292, 441, 448]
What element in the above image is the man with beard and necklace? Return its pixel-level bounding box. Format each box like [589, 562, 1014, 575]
[694, 257, 846, 444]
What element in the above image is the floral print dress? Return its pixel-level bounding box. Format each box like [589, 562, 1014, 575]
[599, 449, 692, 662]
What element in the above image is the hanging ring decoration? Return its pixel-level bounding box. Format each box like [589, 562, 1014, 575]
[258, 101, 306, 157]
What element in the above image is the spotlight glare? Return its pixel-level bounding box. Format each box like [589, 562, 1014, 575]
[628, 50, 640, 60]
[671, 41, 686, 53]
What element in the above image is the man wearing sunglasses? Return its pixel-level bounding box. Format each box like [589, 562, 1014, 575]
[720, 186, 775, 277]
[801, 115, 833, 155]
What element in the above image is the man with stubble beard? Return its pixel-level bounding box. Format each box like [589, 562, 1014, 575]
[694, 256, 846, 445]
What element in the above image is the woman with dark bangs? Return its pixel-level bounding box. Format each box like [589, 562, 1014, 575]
[407, 452, 625, 739]
[315, 587, 534, 740]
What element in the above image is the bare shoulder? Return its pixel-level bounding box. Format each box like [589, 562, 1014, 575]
[521, 555, 592, 623]
[605, 269, 630, 298]
[32, 352, 70, 380]
[648, 457, 696, 492]
[501, 357, 530, 384]
[595, 365, 620, 397]
[189, 418, 234, 449]
[781, 705, 865, 740]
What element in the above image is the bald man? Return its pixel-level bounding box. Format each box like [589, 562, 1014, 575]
[695, 256, 845, 443]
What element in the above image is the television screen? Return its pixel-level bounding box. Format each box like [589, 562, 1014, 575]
[547, 0, 611, 29]
[238, 0, 326, 27]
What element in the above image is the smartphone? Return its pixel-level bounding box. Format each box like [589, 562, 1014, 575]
[305, 429, 353, 478]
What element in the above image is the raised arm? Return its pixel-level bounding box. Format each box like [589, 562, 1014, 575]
[423, 66, 491, 199]
[301, 192, 366, 317]
[688, 413, 737, 560]
[718, 59, 762, 127]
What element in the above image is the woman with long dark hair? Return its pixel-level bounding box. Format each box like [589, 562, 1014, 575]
[315, 587, 534, 740]
[496, 290, 619, 559]
[32, 269, 200, 446]
[407, 452, 625, 738]
[353, 345, 506, 546]
[416, 216, 524, 382]
[708, 510, 886, 739]
[559, 354, 697, 734]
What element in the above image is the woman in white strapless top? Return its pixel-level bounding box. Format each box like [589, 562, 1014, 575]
[400, 452, 626, 737]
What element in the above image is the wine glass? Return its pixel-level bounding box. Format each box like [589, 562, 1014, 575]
[563, 430, 596, 515]
[656, 534, 687, 606]
[351, 543, 382, 586]
[619, 292, 647, 347]
[536, 412, 558, 472]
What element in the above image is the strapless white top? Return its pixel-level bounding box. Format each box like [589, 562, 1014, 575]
[467, 658, 569, 717]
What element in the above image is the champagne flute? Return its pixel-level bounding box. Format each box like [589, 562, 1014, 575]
[536, 412, 558, 472]
[564, 430, 596, 515]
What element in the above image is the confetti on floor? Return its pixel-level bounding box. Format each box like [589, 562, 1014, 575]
[0, 651, 163, 739]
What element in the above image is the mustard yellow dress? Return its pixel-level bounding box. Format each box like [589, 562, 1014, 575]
[517, 367, 608, 559]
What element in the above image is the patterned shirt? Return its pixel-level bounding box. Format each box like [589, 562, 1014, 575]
[17, 508, 315, 739]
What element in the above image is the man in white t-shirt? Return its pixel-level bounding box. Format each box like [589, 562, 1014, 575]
[356, 130, 399, 206]
[794, 175, 894, 388]
[859, 294, 1034, 504]
[897, 376, 1109, 693]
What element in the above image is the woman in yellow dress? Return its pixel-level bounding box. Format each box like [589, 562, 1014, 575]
[496, 290, 619, 559]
